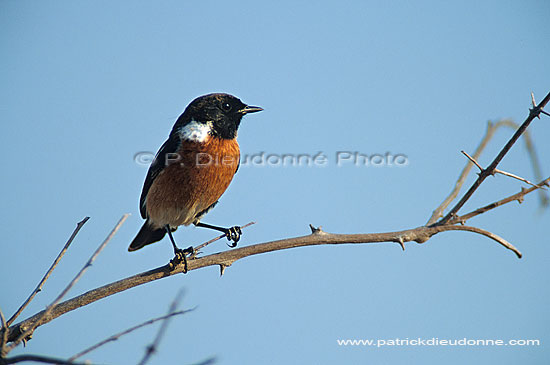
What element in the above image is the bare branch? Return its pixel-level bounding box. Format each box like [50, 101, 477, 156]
[437, 91, 550, 224]
[452, 177, 550, 224]
[8, 208, 538, 345]
[69, 310, 192, 362]
[436, 225, 521, 258]
[3, 354, 93, 365]
[5, 215, 129, 354]
[137, 290, 185, 365]
[7, 217, 90, 327]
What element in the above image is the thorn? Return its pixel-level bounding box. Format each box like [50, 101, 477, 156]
[541, 109, 550, 117]
[461, 150, 483, 171]
[531, 92, 541, 119]
[517, 196, 524, 204]
[396, 237, 405, 251]
[309, 224, 324, 234]
[220, 264, 226, 276]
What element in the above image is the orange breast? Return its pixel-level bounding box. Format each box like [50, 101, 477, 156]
[145, 136, 240, 228]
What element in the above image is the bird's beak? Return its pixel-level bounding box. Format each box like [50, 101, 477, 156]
[239, 105, 263, 114]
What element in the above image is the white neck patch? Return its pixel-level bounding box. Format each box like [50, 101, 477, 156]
[178, 120, 212, 142]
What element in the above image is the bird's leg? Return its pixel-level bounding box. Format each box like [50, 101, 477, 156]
[195, 222, 242, 247]
[165, 225, 193, 273]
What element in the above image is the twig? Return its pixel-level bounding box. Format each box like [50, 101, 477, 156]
[462, 150, 546, 189]
[1, 309, 8, 356]
[493, 169, 547, 190]
[452, 177, 550, 224]
[5, 214, 129, 354]
[137, 290, 185, 365]
[438, 91, 550, 224]
[3, 354, 93, 365]
[461, 150, 483, 171]
[190, 221, 256, 258]
[437, 225, 521, 258]
[69, 310, 192, 361]
[187, 358, 217, 365]
[518, 121, 549, 207]
[7, 218, 90, 327]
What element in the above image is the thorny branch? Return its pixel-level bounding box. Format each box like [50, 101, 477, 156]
[1, 92, 548, 362]
[428, 118, 548, 225]
[449, 176, 550, 224]
[437, 91, 550, 224]
[3, 203, 540, 345]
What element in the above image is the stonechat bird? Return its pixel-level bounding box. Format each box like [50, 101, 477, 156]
[129, 93, 262, 270]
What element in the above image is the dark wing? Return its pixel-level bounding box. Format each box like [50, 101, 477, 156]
[139, 136, 180, 218]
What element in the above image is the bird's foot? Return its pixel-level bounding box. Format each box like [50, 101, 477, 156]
[169, 246, 194, 273]
[225, 226, 242, 247]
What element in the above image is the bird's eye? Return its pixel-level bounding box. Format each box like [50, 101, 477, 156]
[221, 102, 232, 112]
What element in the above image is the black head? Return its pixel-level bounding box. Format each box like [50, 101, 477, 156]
[174, 93, 262, 140]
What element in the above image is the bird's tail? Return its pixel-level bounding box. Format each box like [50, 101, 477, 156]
[128, 221, 166, 252]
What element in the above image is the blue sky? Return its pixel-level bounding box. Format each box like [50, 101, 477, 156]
[1, 1, 549, 364]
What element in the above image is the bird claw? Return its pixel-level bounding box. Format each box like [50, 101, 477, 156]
[169, 246, 194, 273]
[225, 226, 242, 247]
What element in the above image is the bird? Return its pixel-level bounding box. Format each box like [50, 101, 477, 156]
[129, 93, 262, 270]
